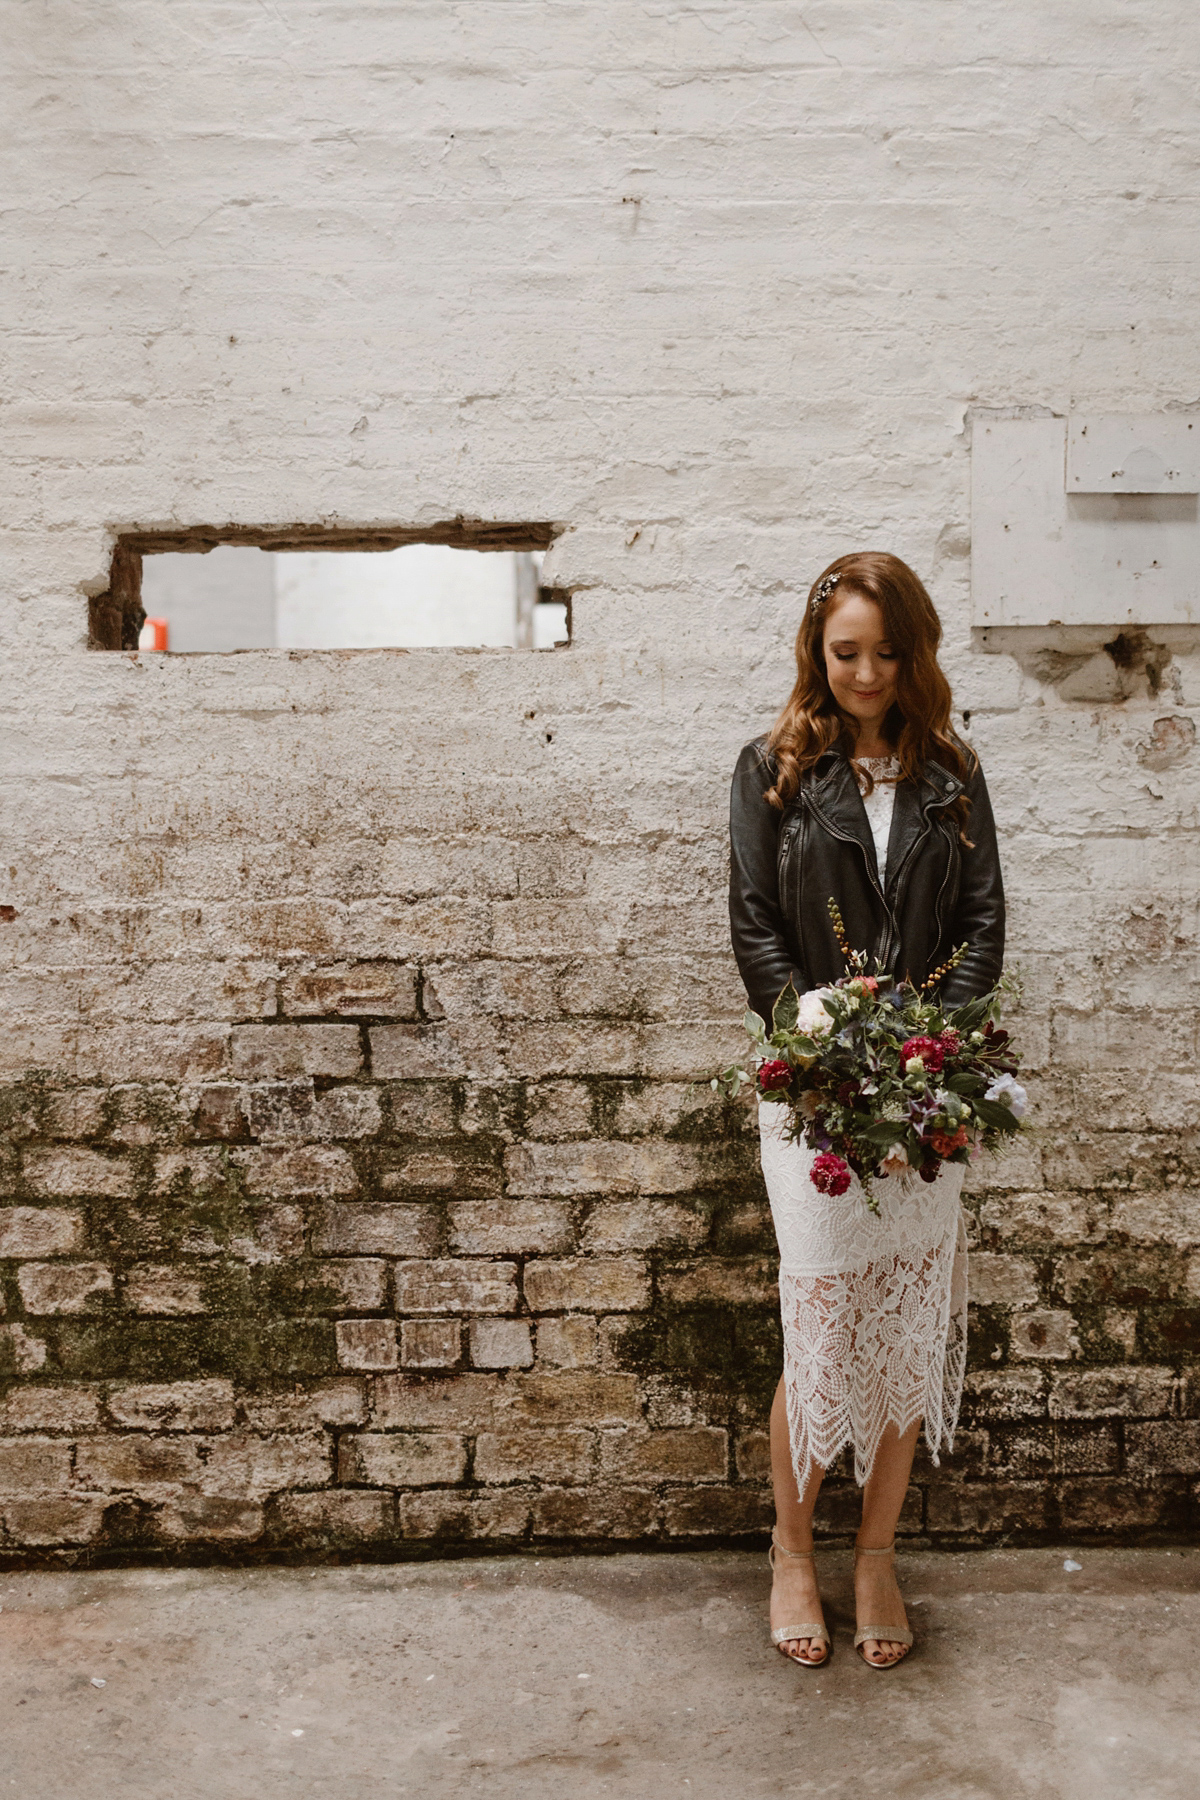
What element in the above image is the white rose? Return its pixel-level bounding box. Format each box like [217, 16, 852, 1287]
[796, 988, 837, 1037]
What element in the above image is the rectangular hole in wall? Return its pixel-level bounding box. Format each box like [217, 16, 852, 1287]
[88, 522, 568, 653]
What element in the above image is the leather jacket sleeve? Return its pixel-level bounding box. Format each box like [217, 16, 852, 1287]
[728, 740, 806, 1021]
[937, 763, 1006, 1005]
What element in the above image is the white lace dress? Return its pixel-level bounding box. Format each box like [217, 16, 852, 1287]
[760, 756, 968, 1491]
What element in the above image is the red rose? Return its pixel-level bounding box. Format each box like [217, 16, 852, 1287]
[757, 1058, 793, 1094]
[929, 1123, 968, 1158]
[901, 1035, 944, 1073]
[810, 1152, 852, 1196]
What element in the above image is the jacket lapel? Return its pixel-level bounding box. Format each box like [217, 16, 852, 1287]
[884, 759, 963, 896]
[809, 753, 879, 875]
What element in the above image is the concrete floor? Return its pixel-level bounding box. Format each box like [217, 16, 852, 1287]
[1, 1548, 1197, 1800]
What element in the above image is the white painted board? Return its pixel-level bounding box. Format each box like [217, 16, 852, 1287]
[1068, 415, 1200, 493]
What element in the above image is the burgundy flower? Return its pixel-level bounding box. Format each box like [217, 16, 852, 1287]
[901, 1034, 945, 1073]
[937, 1028, 961, 1055]
[757, 1058, 792, 1094]
[918, 1161, 941, 1183]
[810, 1152, 851, 1196]
[836, 1080, 859, 1106]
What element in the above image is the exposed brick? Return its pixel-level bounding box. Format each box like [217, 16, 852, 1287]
[1049, 1366, 1176, 1419]
[1125, 1420, 1200, 1477]
[371, 1373, 504, 1430]
[580, 1201, 710, 1252]
[1056, 1478, 1184, 1530]
[970, 1253, 1040, 1307]
[470, 1318, 533, 1369]
[124, 1265, 208, 1315]
[497, 1372, 643, 1426]
[0, 1385, 102, 1432]
[447, 1199, 575, 1255]
[308, 1258, 389, 1312]
[18, 1261, 113, 1314]
[199, 1432, 331, 1498]
[107, 1379, 235, 1431]
[313, 1201, 440, 1256]
[1010, 1310, 1079, 1361]
[536, 1316, 598, 1368]
[816, 1483, 923, 1535]
[380, 1148, 501, 1197]
[189, 1084, 250, 1140]
[598, 1426, 727, 1481]
[241, 1380, 367, 1430]
[401, 1320, 462, 1368]
[0, 1324, 47, 1373]
[474, 1427, 594, 1483]
[340, 1431, 467, 1487]
[979, 1190, 1107, 1247]
[241, 1145, 358, 1196]
[523, 1256, 650, 1312]
[74, 1434, 205, 1493]
[281, 962, 418, 1019]
[734, 1431, 771, 1482]
[0, 1437, 74, 1495]
[22, 1147, 132, 1198]
[231, 1023, 363, 1079]
[524, 1081, 594, 1140]
[0, 1207, 84, 1258]
[394, 1259, 518, 1315]
[659, 1258, 777, 1306]
[336, 1319, 399, 1370]
[962, 1368, 1048, 1420]
[531, 1486, 658, 1539]
[386, 1084, 459, 1136]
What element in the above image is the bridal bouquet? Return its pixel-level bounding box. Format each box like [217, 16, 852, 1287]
[714, 901, 1027, 1212]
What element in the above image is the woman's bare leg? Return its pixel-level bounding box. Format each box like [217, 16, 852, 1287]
[769, 1373, 827, 1664]
[855, 1417, 920, 1666]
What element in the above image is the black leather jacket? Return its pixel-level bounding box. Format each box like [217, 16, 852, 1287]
[729, 740, 1005, 1022]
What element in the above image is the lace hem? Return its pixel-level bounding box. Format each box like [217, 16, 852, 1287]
[779, 1213, 968, 1490]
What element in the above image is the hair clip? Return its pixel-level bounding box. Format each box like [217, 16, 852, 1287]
[812, 572, 841, 609]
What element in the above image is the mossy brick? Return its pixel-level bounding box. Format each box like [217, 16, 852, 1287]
[230, 1024, 363, 1079]
[504, 1139, 721, 1198]
[241, 1380, 368, 1430]
[124, 1266, 208, 1315]
[18, 1262, 113, 1315]
[21, 1148, 133, 1199]
[523, 1256, 650, 1312]
[336, 1319, 398, 1370]
[259, 1258, 388, 1315]
[1055, 1477, 1188, 1531]
[4, 1498, 106, 1544]
[384, 1083, 458, 1137]
[531, 1485, 658, 1539]
[74, 1433, 208, 1493]
[156, 1496, 265, 1542]
[474, 1426, 595, 1483]
[393, 1259, 518, 1315]
[658, 1258, 778, 1306]
[107, 1379, 235, 1431]
[978, 1190, 1107, 1247]
[338, 1431, 467, 1487]
[151, 1148, 232, 1198]
[188, 1085, 250, 1140]
[0, 1384, 102, 1432]
[662, 1485, 775, 1537]
[523, 1081, 594, 1140]
[579, 1200, 711, 1253]
[1049, 1366, 1176, 1418]
[1125, 1420, 1200, 1476]
[313, 1202, 440, 1257]
[269, 1488, 395, 1546]
[378, 1146, 501, 1197]
[396, 1487, 532, 1541]
[734, 1431, 771, 1482]
[199, 1432, 332, 1498]
[815, 1483, 923, 1535]
[598, 1425, 727, 1481]
[0, 1323, 48, 1374]
[496, 1372, 643, 1426]
[962, 1368, 1048, 1421]
[448, 1199, 575, 1255]
[0, 1207, 84, 1258]
[371, 1373, 504, 1430]
[401, 1319, 461, 1368]
[239, 1146, 358, 1197]
[926, 1480, 1052, 1534]
[536, 1316, 598, 1368]
[1057, 1247, 1186, 1306]
[43, 1317, 335, 1380]
[0, 1438, 73, 1494]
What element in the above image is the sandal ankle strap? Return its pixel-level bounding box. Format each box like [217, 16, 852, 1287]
[770, 1528, 816, 1559]
[854, 1542, 896, 1557]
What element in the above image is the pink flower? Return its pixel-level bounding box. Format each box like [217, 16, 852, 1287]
[810, 1152, 851, 1196]
[757, 1058, 792, 1095]
[937, 1028, 961, 1055]
[901, 1035, 944, 1074]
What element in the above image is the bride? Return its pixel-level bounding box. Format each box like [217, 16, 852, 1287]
[728, 551, 1005, 1668]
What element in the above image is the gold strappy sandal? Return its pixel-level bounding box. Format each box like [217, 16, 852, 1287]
[768, 1530, 830, 1667]
[853, 1543, 914, 1668]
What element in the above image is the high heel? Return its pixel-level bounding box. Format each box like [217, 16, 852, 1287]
[853, 1543, 913, 1668]
[768, 1530, 830, 1667]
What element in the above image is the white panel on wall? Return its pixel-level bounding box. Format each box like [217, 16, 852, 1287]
[972, 416, 1200, 628]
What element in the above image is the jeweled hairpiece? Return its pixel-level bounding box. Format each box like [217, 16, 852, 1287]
[812, 572, 841, 609]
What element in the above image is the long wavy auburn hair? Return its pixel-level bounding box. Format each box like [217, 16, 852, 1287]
[764, 550, 977, 839]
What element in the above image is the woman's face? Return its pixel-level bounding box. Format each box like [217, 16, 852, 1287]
[820, 590, 899, 739]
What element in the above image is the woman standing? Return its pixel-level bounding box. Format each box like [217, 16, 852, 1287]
[729, 552, 1004, 1669]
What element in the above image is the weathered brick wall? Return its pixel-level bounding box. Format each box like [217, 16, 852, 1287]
[2, 2, 1198, 1560]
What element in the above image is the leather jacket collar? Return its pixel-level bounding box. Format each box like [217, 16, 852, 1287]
[804, 750, 963, 893]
